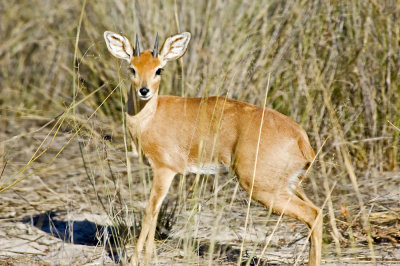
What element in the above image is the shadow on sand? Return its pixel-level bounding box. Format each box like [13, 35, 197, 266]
[22, 211, 268, 265]
[21, 211, 130, 262]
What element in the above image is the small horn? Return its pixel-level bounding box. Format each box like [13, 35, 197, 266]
[127, 86, 135, 115]
[152, 33, 159, 57]
[135, 34, 140, 57]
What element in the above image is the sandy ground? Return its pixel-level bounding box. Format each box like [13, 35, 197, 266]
[1, 121, 399, 265]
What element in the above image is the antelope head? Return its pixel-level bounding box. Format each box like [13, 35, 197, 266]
[104, 31, 191, 114]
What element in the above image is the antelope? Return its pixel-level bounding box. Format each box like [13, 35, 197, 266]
[104, 31, 322, 266]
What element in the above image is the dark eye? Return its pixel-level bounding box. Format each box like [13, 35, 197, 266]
[129, 67, 136, 75]
[155, 68, 163, 76]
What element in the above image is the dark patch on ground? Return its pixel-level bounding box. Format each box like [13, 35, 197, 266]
[23, 212, 101, 246]
[19, 200, 178, 263]
[21, 211, 131, 262]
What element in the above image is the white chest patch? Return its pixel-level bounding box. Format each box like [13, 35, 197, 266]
[186, 163, 228, 175]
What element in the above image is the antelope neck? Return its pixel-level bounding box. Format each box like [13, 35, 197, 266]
[127, 91, 158, 135]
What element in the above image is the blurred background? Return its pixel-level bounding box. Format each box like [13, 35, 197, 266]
[0, 0, 399, 265]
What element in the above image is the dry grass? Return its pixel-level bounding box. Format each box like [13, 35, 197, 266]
[1, 0, 399, 265]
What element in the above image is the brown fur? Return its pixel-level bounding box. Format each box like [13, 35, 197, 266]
[127, 91, 321, 266]
[104, 34, 322, 265]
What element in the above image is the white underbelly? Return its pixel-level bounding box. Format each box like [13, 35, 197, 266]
[186, 163, 228, 175]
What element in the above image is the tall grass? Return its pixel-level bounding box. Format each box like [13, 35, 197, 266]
[1, 0, 399, 264]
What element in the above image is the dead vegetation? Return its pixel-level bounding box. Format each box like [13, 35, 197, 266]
[0, 0, 399, 265]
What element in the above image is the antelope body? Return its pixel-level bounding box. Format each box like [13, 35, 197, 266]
[104, 31, 322, 266]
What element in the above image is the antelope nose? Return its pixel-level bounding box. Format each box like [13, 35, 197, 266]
[139, 87, 149, 96]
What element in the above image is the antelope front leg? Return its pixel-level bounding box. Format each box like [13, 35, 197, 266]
[130, 167, 176, 265]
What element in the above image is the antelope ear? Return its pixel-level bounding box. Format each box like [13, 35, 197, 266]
[104, 31, 133, 62]
[159, 32, 191, 66]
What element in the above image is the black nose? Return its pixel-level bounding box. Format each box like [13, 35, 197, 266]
[139, 87, 149, 96]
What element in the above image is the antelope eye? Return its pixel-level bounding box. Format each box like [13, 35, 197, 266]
[155, 68, 163, 76]
[129, 67, 136, 76]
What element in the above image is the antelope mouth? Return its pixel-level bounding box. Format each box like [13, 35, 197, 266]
[138, 93, 153, 101]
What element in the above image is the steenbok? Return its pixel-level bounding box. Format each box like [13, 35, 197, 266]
[104, 31, 322, 266]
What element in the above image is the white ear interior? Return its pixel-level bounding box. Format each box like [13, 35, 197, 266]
[159, 32, 191, 64]
[104, 31, 133, 62]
